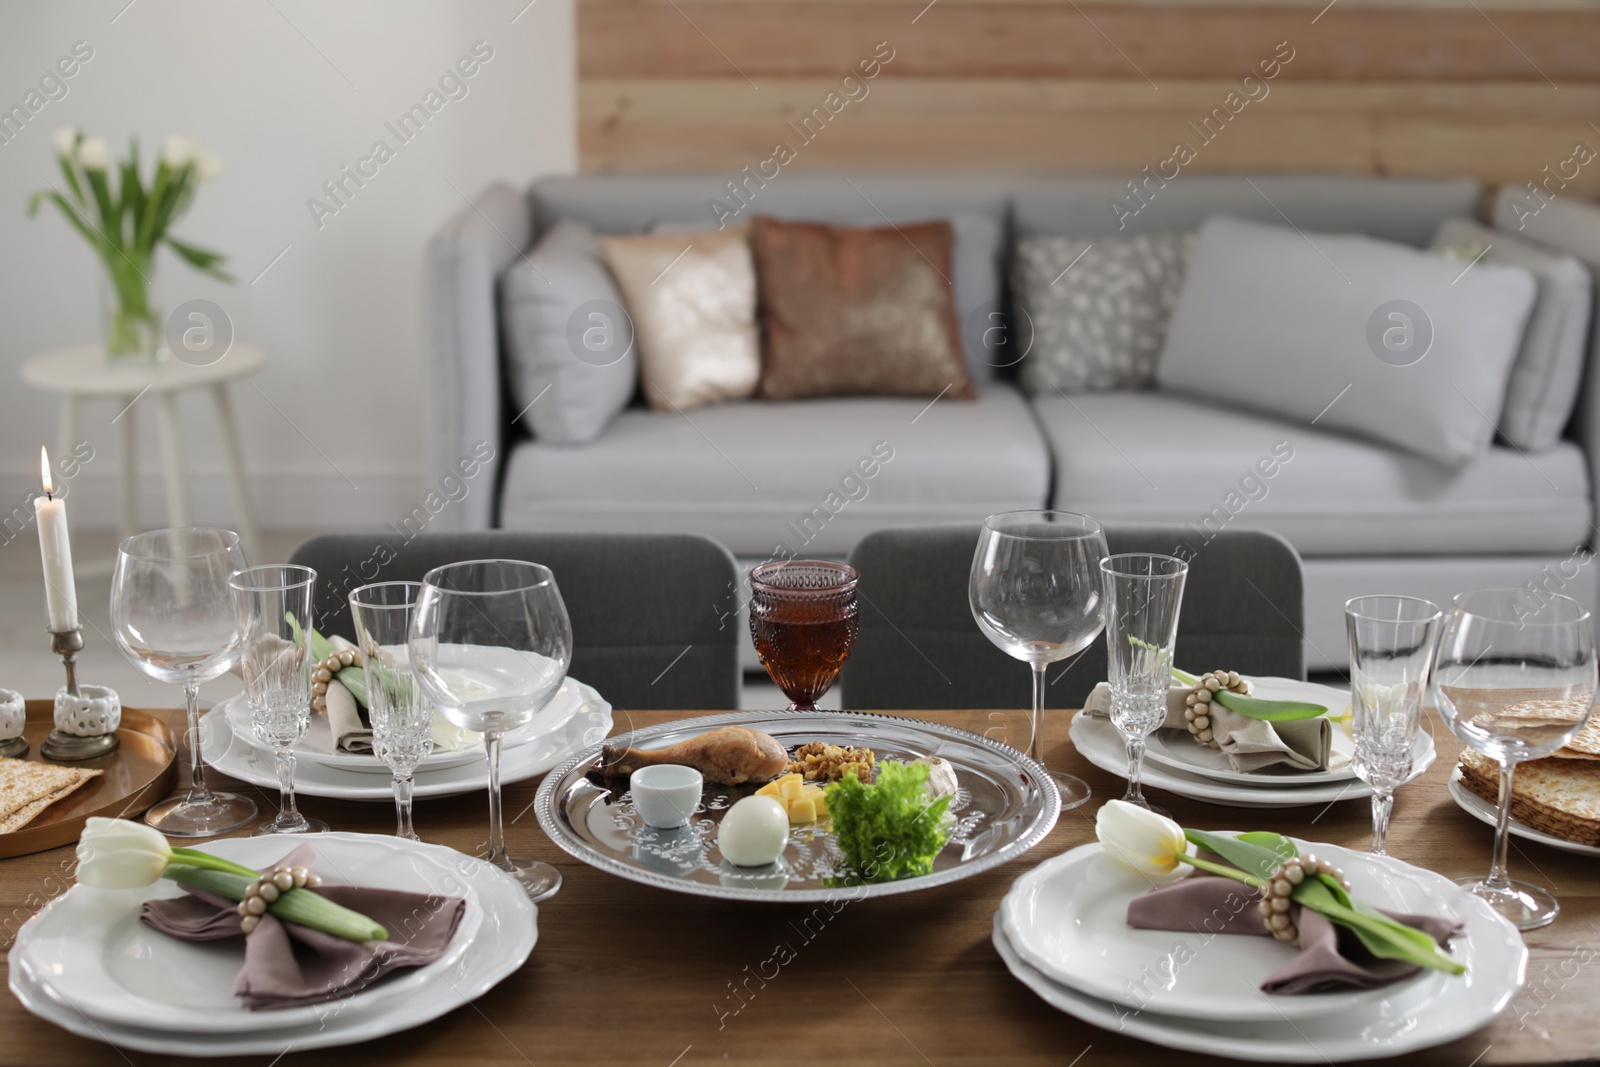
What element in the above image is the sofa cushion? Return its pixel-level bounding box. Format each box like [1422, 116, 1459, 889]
[1432, 218, 1592, 453]
[499, 382, 1050, 557]
[1033, 392, 1589, 556]
[1158, 216, 1537, 466]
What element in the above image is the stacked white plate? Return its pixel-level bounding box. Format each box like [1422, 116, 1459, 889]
[1070, 677, 1437, 808]
[995, 838, 1525, 1061]
[203, 677, 613, 801]
[8, 833, 537, 1056]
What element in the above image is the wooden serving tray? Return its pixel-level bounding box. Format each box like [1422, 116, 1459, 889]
[0, 701, 179, 859]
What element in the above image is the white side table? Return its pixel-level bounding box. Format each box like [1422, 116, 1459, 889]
[20, 345, 263, 561]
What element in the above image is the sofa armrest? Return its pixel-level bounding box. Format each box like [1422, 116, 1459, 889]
[425, 182, 534, 531]
[1495, 188, 1600, 544]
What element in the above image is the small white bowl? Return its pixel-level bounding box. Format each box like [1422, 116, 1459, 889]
[629, 765, 704, 829]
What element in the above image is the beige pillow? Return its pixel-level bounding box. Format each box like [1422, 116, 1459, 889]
[601, 230, 760, 410]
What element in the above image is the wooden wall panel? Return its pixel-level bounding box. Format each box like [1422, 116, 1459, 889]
[577, 0, 1600, 184]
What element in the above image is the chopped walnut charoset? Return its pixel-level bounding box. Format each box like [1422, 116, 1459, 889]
[785, 741, 876, 783]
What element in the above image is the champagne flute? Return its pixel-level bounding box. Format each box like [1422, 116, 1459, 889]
[1101, 553, 1188, 812]
[1345, 595, 1441, 856]
[409, 560, 572, 900]
[110, 527, 257, 837]
[1435, 589, 1597, 929]
[230, 564, 327, 835]
[351, 581, 434, 841]
[970, 510, 1108, 810]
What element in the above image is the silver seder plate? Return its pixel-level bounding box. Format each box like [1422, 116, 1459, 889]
[534, 710, 1061, 902]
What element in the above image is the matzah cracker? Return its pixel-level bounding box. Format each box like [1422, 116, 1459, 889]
[1459, 752, 1600, 846]
[1561, 716, 1600, 758]
[0, 758, 102, 834]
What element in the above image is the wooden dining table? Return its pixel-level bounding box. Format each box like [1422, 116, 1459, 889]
[1, 705, 1595, 1066]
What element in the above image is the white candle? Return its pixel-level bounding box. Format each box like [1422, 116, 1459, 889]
[34, 447, 79, 632]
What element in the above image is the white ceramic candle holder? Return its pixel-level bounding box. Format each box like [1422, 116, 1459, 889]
[0, 689, 26, 759]
[53, 684, 121, 736]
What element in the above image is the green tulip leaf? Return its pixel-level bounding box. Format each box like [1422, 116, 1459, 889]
[1293, 876, 1465, 975]
[1184, 829, 1289, 881]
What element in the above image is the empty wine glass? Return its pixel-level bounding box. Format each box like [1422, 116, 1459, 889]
[410, 560, 572, 900]
[1102, 553, 1188, 812]
[231, 565, 327, 836]
[1435, 589, 1597, 929]
[1345, 595, 1441, 856]
[110, 528, 257, 837]
[970, 510, 1109, 810]
[351, 581, 434, 842]
[749, 561, 859, 711]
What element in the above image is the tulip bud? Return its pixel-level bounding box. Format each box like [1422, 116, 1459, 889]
[1094, 799, 1191, 880]
[75, 816, 172, 888]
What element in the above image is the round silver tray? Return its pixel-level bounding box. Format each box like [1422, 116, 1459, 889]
[533, 710, 1061, 902]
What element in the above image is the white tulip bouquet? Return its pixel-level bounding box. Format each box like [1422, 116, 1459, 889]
[75, 818, 385, 943]
[29, 131, 231, 357]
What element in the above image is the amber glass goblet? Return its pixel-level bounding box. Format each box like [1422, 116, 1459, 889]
[749, 561, 859, 711]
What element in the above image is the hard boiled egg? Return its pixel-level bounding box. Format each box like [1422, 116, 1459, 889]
[716, 795, 790, 866]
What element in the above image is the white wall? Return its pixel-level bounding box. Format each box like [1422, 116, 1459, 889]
[0, 0, 574, 531]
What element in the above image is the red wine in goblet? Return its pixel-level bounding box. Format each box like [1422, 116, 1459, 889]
[749, 560, 859, 711]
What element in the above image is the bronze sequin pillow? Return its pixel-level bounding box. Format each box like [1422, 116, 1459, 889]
[750, 217, 977, 401]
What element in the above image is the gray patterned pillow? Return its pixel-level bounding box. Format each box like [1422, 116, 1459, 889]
[1016, 233, 1196, 394]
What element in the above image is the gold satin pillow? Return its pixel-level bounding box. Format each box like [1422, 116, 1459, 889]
[750, 217, 976, 401]
[601, 229, 760, 411]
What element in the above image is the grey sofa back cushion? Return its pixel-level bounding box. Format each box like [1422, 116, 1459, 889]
[499, 220, 638, 443]
[527, 175, 1009, 382]
[1012, 175, 1480, 246]
[1158, 215, 1537, 466]
[1432, 218, 1593, 453]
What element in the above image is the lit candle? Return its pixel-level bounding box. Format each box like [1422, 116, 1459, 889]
[34, 447, 79, 632]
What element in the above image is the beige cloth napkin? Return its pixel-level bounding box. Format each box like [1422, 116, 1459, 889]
[1085, 681, 1342, 774]
[324, 636, 374, 755]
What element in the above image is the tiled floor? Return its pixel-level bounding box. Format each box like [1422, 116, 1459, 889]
[0, 527, 814, 714]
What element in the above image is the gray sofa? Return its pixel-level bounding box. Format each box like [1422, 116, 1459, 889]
[426, 174, 1599, 670]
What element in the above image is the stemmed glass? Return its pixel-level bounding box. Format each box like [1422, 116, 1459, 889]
[1101, 553, 1188, 813]
[970, 510, 1109, 810]
[1345, 595, 1442, 856]
[230, 564, 327, 836]
[1435, 589, 1597, 929]
[351, 582, 435, 842]
[110, 528, 257, 837]
[748, 561, 859, 711]
[409, 560, 572, 900]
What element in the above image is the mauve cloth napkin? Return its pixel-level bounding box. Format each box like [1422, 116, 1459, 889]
[1128, 873, 1461, 994]
[1084, 681, 1344, 775]
[140, 843, 466, 1011]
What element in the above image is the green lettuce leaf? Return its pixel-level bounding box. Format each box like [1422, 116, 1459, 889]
[824, 760, 951, 886]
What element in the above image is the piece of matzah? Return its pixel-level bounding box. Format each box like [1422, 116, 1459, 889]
[0, 758, 102, 834]
[1459, 752, 1600, 846]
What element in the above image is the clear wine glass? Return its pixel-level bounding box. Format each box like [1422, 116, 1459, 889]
[230, 564, 327, 836]
[410, 560, 572, 900]
[1101, 553, 1188, 813]
[1435, 589, 1597, 929]
[351, 581, 435, 842]
[110, 528, 258, 837]
[970, 510, 1109, 810]
[1345, 595, 1441, 857]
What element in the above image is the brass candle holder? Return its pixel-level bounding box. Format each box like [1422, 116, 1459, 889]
[39, 627, 120, 761]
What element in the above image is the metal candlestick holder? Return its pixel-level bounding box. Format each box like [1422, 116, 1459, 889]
[39, 627, 120, 761]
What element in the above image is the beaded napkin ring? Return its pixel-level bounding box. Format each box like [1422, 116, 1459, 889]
[236, 865, 322, 934]
[311, 647, 363, 715]
[1182, 669, 1251, 748]
[1256, 854, 1352, 944]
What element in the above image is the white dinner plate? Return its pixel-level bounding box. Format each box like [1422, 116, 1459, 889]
[222, 676, 588, 774]
[1447, 767, 1600, 858]
[8, 834, 538, 1056]
[15, 833, 483, 1033]
[1070, 711, 1436, 808]
[204, 681, 612, 801]
[1143, 677, 1358, 786]
[993, 887, 1525, 1064]
[1000, 839, 1457, 1021]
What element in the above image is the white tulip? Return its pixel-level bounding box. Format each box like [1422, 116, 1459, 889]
[196, 149, 223, 181]
[77, 137, 110, 171]
[52, 127, 77, 159]
[161, 135, 197, 170]
[75, 816, 172, 888]
[1095, 799, 1191, 880]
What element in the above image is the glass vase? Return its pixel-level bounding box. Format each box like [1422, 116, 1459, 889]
[99, 269, 159, 361]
